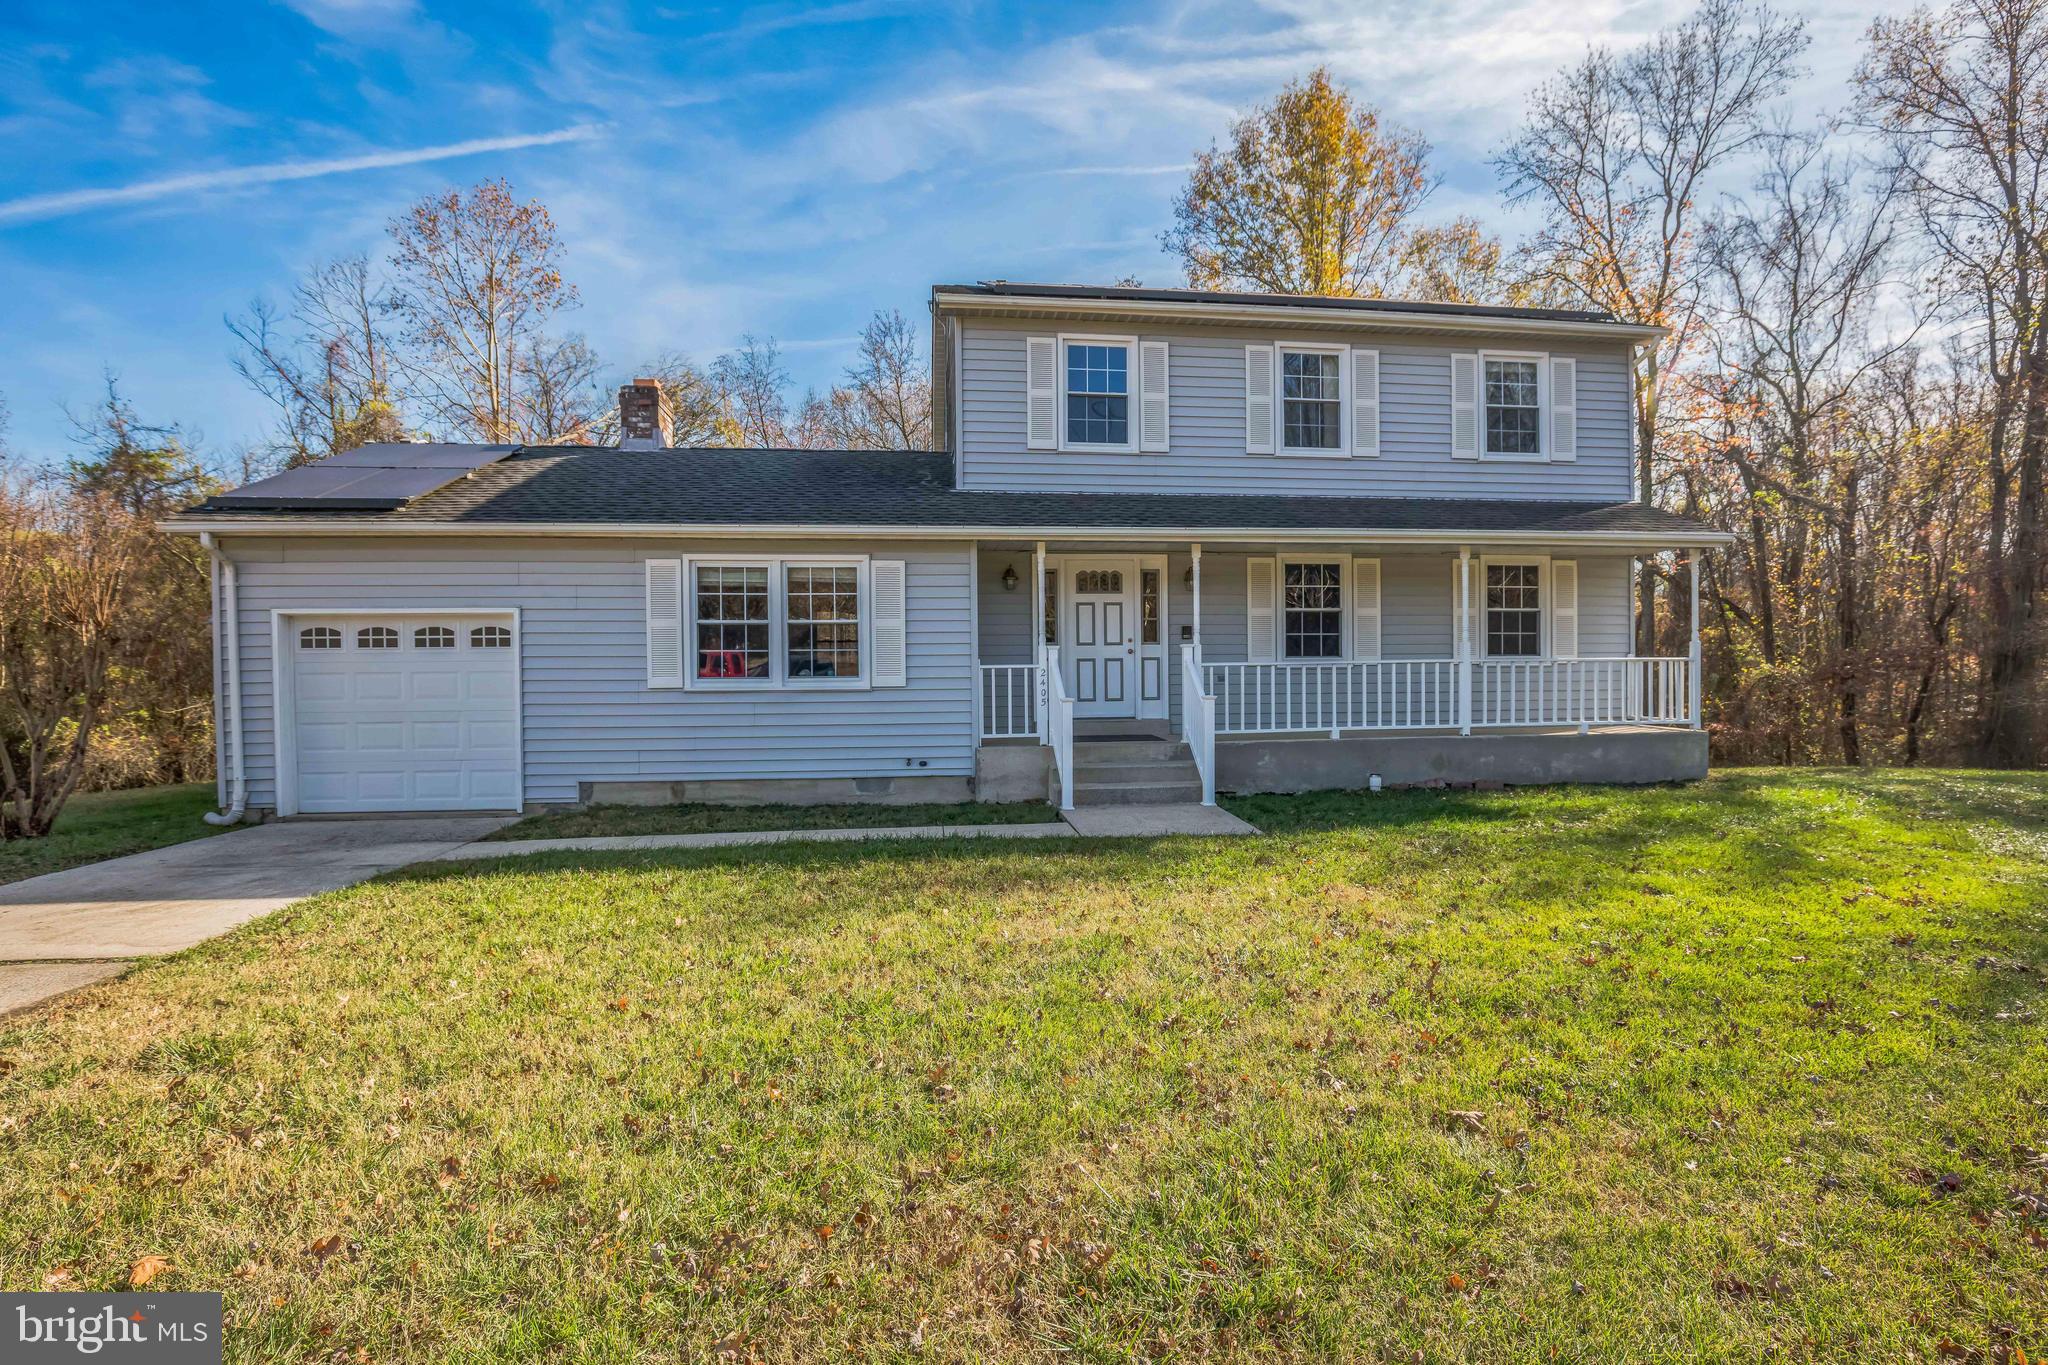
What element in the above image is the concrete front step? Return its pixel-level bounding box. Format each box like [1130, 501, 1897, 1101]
[1071, 759, 1203, 786]
[1072, 778, 1206, 806]
[1072, 739, 1190, 764]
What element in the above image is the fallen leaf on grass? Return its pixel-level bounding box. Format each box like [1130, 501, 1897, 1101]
[1440, 1110, 1486, 1133]
[42, 1267, 77, 1291]
[129, 1255, 171, 1288]
[308, 1235, 345, 1263]
[1444, 1272, 1467, 1292]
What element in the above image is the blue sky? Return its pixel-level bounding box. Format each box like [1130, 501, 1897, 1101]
[0, 0, 1899, 462]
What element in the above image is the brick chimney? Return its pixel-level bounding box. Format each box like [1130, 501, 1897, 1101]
[618, 378, 670, 448]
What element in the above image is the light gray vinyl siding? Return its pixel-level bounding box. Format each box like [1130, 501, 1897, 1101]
[977, 550, 1635, 730]
[223, 536, 974, 808]
[958, 319, 1635, 500]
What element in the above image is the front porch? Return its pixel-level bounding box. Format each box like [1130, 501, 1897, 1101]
[972, 538, 1707, 809]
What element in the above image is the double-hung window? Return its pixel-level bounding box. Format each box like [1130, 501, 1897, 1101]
[1282, 561, 1344, 659]
[1484, 563, 1543, 657]
[785, 565, 861, 680]
[1483, 355, 1543, 458]
[688, 559, 866, 687]
[1064, 339, 1132, 449]
[1279, 346, 1344, 453]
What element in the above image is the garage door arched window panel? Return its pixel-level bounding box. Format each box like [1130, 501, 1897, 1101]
[415, 625, 456, 649]
[358, 625, 398, 649]
[300, 625, 342, 650]
[470, 624, 512, 649]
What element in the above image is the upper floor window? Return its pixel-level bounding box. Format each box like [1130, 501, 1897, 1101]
[1283, 561, 1344, 659]
[1065, 340, 1130, 449]
[1485, 357, 1542, 458]
[1280, 348, 1343, 453]
[1485, 563, 1543, 657]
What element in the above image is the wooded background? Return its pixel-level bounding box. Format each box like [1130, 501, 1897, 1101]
[1, 0, 2040, 835]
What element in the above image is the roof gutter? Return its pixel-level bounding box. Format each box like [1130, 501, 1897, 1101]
[930, 291, 1670, 345]
[167, 519, 1732, 548]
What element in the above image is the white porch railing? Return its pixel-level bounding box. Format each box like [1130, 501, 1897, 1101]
[979, 663, 1040, 739]
[1205, 659, 1460, 735]
[1202, 656, 1694, 736]
[1046, 662, 1075, 810]
[1181, 645, 1217, 805]
[1472, 657, 1692, 728]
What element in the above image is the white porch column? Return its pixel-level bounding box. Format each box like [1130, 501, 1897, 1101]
[1688, 546, 1703, 729]
[1034, 540, 1048, 743]
[1190, 543, 1202, 657]
[1458, 545, 1473, 736]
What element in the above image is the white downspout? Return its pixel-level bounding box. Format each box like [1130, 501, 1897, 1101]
[200, 533, 248, 825]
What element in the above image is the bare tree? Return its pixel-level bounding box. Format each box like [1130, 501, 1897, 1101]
[521, 333, 606, 445]
[227, 255, 405, 468]
[1703, 135, 1907, 760]
[832, 310, 933, 448]
[1164, 67, 1440, 296]
[711, 335, 793, 447]
[1862, 0, 2048, 765]
[1498, 0, 1809, 651]
[387, 179, 578, 443]
[0, 470, 157, 838]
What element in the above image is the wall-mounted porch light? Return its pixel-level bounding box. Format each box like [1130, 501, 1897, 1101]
[1001, 564, 1020, 591]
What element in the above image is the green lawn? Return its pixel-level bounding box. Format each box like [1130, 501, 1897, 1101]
[0, 782, 225, 887]
[3, 771, 2046, 1361]
[486, 798, 1060, 841]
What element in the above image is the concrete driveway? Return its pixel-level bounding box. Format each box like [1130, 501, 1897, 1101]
[0, 816, 513, 1017]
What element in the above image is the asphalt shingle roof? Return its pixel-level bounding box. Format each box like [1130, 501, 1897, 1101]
[178, 446, 1718, 542]
[934, 281, 1622, 326]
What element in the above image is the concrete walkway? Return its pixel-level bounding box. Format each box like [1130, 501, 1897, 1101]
[435, 820, 1077, 861]
[432, 804, 1258, 864]
[0, 816, 512, 1016]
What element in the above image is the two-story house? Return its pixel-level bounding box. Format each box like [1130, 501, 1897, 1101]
[170, 282, 1727, 819]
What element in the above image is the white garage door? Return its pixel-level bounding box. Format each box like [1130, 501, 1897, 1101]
[289, 614, 520, 813]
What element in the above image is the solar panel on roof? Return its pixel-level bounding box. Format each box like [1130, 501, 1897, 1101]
[207, 444, 521, 510]
[320, 443, 518, 469]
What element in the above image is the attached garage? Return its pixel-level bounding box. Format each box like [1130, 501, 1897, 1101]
[278, 612, 521, 815]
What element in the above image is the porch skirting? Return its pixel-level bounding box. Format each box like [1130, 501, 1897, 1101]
[1216, 726, 1707, 794]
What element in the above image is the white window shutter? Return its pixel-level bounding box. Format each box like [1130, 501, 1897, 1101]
[1551, 560, 1579, 659]
[1351, 348, 1380, 457]
[1450, 353, 1480, 459]
[1139, 339, 1170, 452]
[1550, 356, 1577, 461]
[1246, 557, 1277, 662]
[646, 558, 683, 688]
[1351, 558, 1382, 661]
[1245, 345, 1275, 455]
[1025, 337, 1057, 451]
[872, 560, 908, 686]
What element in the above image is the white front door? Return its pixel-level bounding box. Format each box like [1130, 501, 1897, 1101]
[287, 613, 521, 814]
[1064, 559, 1137, 719]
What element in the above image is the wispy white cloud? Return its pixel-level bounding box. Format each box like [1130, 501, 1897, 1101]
[0, 124, 607, 226]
